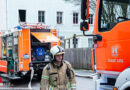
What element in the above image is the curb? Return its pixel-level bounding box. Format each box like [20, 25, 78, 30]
[75, 73, 96, 79]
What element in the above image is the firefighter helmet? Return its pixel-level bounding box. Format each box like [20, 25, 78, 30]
[50, 46, 65, 59]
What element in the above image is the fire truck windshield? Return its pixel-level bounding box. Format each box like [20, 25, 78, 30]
[99, 0, 130, 32]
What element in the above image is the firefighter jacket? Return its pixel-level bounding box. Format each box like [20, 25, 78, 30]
[40, 60, 76, 90]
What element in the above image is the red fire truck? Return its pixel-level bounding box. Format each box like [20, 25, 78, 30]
[0, 24, 61, 80]
[81, 0, 130, 90]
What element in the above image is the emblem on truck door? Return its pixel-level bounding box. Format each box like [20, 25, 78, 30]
[108, 47, 123, 63]
[112, 48, 118, 57]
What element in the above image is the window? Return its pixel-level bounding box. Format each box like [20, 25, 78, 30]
[57, 12, 63, 24]
[99, 0, 130, 32]
[38, 11, 45, 23]
[89, 14, 93, 24]
[19, 10, 26, 22]
[88, 38, 93, 48]
[73, 12, 78, 24]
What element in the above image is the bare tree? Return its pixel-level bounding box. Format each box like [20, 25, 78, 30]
[120, 4, 129, 18]
[102, 1, 129, 23]
[64, 0, 96, 12]
[64, 0, 81, 5]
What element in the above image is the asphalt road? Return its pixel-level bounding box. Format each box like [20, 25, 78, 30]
[0, 76, 94, 90]
[76, 77, 94, 90]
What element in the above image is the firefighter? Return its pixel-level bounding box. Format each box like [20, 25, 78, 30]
[40, 46, 76, 90]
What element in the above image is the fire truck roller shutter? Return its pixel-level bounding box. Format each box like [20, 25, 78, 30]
[31, 32, 60, 43]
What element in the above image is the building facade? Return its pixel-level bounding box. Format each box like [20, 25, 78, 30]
[0, 0, 95, 48]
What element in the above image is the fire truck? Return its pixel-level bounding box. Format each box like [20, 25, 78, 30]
[81, 0, 130, 90]
[0, 24, 60, 80]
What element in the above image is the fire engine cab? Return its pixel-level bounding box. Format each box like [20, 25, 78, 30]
[81, 0, 130, 90]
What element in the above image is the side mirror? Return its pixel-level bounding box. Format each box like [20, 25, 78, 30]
[80, 22, 89, 31]
[81, 0, 89, 31]
[81, 0, 89, 20]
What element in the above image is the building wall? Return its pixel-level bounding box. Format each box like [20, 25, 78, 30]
[0, 0, 94, 48]
[0, 0, 7, 31]
[6, 0, 78, 29]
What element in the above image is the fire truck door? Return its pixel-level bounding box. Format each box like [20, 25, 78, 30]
[18, 29, 31, 71]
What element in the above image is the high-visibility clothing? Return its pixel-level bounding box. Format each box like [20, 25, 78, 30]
[40, 60, 76, 90]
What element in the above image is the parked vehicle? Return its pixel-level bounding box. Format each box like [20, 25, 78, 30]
[0, 24, 61, 80]
[81, 0, 130, 90]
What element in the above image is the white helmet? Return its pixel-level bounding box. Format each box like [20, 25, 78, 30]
[50, 46, 65, 59]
